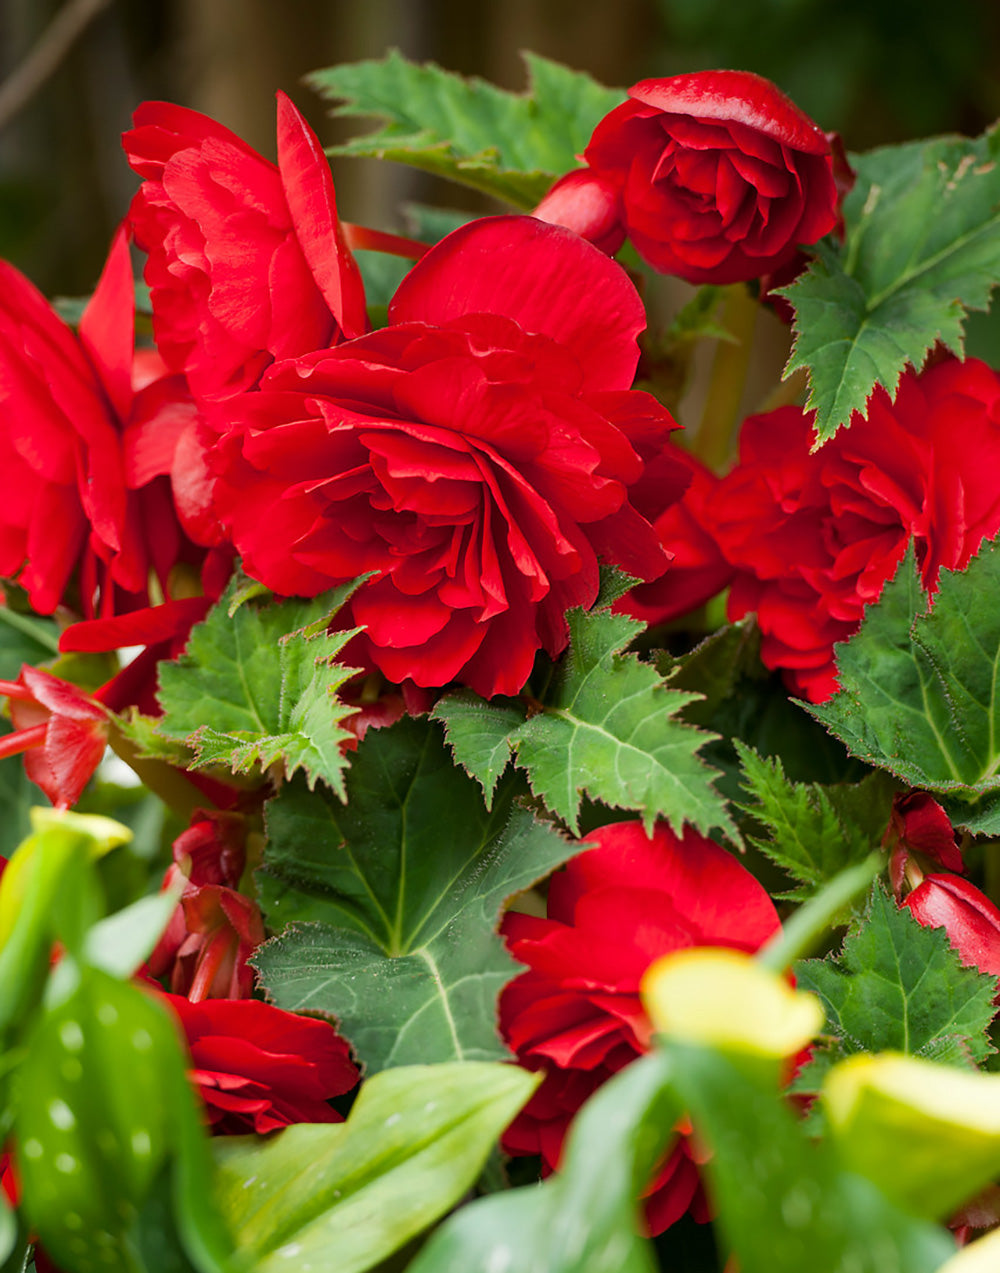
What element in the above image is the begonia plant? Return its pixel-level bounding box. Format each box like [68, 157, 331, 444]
[0, 46, 999, 1273]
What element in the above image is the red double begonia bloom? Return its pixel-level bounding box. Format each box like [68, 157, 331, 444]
[160, 993, 359, 1134]
[210, 215, 681, 698]
[0, 667, 108, 808]
[0, 219, 231, 686]
[499, 819, 781, 1234]
[884, 791, 965, 896]
[148, 811, 263, 1001]
[569, 70, 839, 284]
[619, 447, 734, 626]
[124, 92, 367, 400]
[710, 357, 1000, 701]
[903, 874, 1000, 985]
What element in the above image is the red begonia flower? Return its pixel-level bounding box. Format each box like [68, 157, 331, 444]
[884, 792, 965, 896]
[619, 447, 734, 625]
[0, 667, 108, 808]
[710, 357, 1000, 701]
[499, 819, 781, 1233]
[578, 70, 840, 284]
[0, 226, 223, 647]
[533, 168, 626, 256]
[160, 993, 359, 1134]
[210, 215, 681, 697]
[903, 874, 1000, 984]
[124, 91, 367, 399]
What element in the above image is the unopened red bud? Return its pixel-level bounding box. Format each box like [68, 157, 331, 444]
[534, 168, 625, 256]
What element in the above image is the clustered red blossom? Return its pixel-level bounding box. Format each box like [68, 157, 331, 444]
[499, 820, 781, 1233]
[1, 62, 1000, 1234]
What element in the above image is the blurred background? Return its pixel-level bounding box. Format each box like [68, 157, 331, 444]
[2, 0, 1000, 295]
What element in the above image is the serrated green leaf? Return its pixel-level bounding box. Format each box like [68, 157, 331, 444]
[781, 126, 1000, 442]
[509, 605, 736, 840]
[154, 576, 363, 797]
[736, 742, 896, 898]
[407, 1050, 676, 1273]
[431, 690, 523, 808]
[252, 716, 577, 1073]
[309, 50, 625, 208]
[795, 881, 998, 1065]
[811, 538, 1000, 806]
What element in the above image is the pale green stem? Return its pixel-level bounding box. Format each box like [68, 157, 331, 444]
[693, 282, 758, 472]
[758, 852, 884, 974]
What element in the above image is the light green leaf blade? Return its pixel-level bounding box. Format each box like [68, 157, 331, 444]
[15, 969, 190, 1273]
[736, 741, 896, 898]
[309, 50, 625, 207]
[153, 576, 363, 797]
[660, 1039, 956, 1273]
[253, 716, 577, 1073]
[431, 689, 524, 808]
[795, 881, 998, 1065]
[408, 1050, 677, 1273]
[211, 1062, 535, 1273]
[510, 605, 736, 840]
[781, 126, 1000, 443]
[811, 538, 1000, 805]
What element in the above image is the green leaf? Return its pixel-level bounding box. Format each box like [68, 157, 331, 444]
[795, 881, 998, 1065]
[211, 1061, 536, 1273]
[309, 50, 625, 208]
[253, 716, 577, 1073]
[407, 1050, 677, 1273]
[431, 690, 523, 808]
[155, 575, 363, 797]
[736, 742, 896, 898]
[0, 605, 58, 678]
[781, 126, 1000, 443]
[660, 1038, 956, 1273]
[510, 605, 735, 839]
[811, 538, 1000, 806]
[15, 968, 190, 1273]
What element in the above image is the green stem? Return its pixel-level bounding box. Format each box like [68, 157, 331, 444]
[693, 282, 758, 472]
[758, 852, 883, 974]
[106, 724, 212, 822]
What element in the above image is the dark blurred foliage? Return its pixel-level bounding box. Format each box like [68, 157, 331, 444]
[0, 0, 998, 296]
[654, 0, 1000, 146]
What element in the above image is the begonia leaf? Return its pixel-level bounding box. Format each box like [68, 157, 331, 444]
[153, 576, 362, 798]
[811, 539, 1000, 817]
[658, 1038, 956, 1272]
[252, 715, 577, 1073]
[210, 1062, 536, 1273]
[429, 690, 522, 808]
[795, 882, 998, 1066]
[781, 125, 1000, 443]
[309, 50, 625, 207]
[407, 1050, 677, 1273]
[736, 742, 896, 899]
[510, 606, 735, 839]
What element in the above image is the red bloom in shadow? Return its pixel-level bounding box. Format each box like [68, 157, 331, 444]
[499, 819, 781, 1233]
[161, 993, 359, 1134]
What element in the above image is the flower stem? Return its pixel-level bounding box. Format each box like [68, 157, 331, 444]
[106, 723, 211, 822]
[693, 282, 758, 472]
[758, 852, 883, 973]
